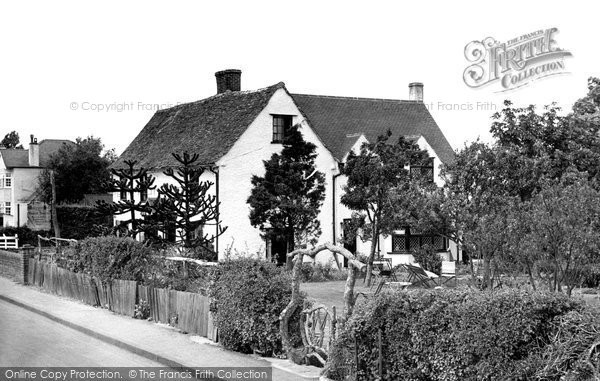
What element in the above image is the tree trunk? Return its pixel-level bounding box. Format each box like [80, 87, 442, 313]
[482, 254, 491, 290]
[526, 262, 536, 291]
[344, 265, 357, 316]
[286, 233, 295, 270]
[50, 170, 60, 239]
[280, 243, 366, 362]
[365, 221, 378, 287]
[280, 252, 303, 356]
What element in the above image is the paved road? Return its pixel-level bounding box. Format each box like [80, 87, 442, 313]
[0, 300, 163, 366]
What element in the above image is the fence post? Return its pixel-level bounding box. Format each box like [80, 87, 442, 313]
[19, 245, 34, 284]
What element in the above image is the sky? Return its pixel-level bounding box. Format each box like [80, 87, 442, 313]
[0, 0, 598, 155]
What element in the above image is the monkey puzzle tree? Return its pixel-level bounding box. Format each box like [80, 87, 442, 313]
[96, 159, 155, 239]
[155, 151, 226, 259]
[247, 125, 325, 267]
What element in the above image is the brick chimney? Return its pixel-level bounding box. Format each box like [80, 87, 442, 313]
[409, 82, 424, 102]
[29, 134, 39, 167]
[215, 69, 242, 94]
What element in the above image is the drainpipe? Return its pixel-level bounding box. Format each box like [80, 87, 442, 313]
[332, 172, 342, 245]
[208, 165, 220, 257]
[332, 170, 342, 269]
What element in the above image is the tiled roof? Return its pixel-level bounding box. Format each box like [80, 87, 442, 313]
[113, 83, 285, 169]
[0, 149, 28, 167]
[39, 140, 75, 166]
[291, 94, 455, 164]
[115, 83, 455, 170]
[0, 139, 74, 168]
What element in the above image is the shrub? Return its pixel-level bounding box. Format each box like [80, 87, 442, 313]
[413, 244, 442, 275]
[56, 205, 112, 240]
[209, 258, 304, 356]
[325, 288, 585, 380]
[580, 265, 600, 288]
[134, 299, 151, 320]
[61, 236, 159, 282]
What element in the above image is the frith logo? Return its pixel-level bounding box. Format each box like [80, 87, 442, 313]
[463, 28, 572, 92]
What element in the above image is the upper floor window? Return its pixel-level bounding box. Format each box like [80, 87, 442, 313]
[0, 173, 12, 188]
[410, 158, 434, 183]
[272, 115, 293, 143]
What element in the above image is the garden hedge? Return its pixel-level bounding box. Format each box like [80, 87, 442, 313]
[56, 205, 112, 240]
[325, 288, 597, 381]
[209, 258, 304, 356]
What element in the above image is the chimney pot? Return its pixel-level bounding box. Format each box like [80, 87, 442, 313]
[215, 69, 242, 94]
[409, 82, 424, 102]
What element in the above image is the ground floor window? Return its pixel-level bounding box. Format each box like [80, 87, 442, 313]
[391, 228, 447, 253]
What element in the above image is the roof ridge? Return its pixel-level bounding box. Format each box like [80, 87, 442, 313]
[291, 93, 421, 104]
[39, 139, 74, 143]
[157, 82, 286, 114]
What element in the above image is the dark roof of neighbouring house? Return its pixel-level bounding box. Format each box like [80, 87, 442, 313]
[0, 139, 74, 168]
[291, 94, 455, 164]
[39, 139, 75, 166]
[113, 82, 286, 169]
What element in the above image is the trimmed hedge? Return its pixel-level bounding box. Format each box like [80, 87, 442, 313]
[209, 258, 304, 356]
[56, 205, 112, 240]
[325, 288, 587, 380]
[61, 236, 158, 282]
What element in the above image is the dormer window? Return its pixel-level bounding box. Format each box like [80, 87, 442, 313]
[272, 115, 293, 143]
[410, 157, 434, 183]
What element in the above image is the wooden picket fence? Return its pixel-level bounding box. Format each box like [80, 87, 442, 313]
[138, 285, 217, 341]
[28, 259, 217, 340]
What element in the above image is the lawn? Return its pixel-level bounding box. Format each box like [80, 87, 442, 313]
[300, 278, 600, 314]
[300, 280, 372, 313]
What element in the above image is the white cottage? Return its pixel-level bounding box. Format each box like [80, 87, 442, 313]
[0, 136, 74, 229]
[113, 70, 457, 265]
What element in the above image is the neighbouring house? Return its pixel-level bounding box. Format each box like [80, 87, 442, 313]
[0, 136, 74, 230]
[113, 70, 457, 265]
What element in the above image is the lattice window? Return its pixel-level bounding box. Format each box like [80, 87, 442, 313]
[409, 236, 420, 250]
[433, 235, 446, 250]
[410, 158, 434, 183]
[392, 235, 406, 252]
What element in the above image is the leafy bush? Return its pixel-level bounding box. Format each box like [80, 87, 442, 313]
[56, 205, 112, 240]
[580, 265, 600, 288]
[61, 236, 159, 282]
[413, 244, 442, 275]
[209, 258, 304, 356]
[134, 299, 151, 320]
[325, 288, 585, 380]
